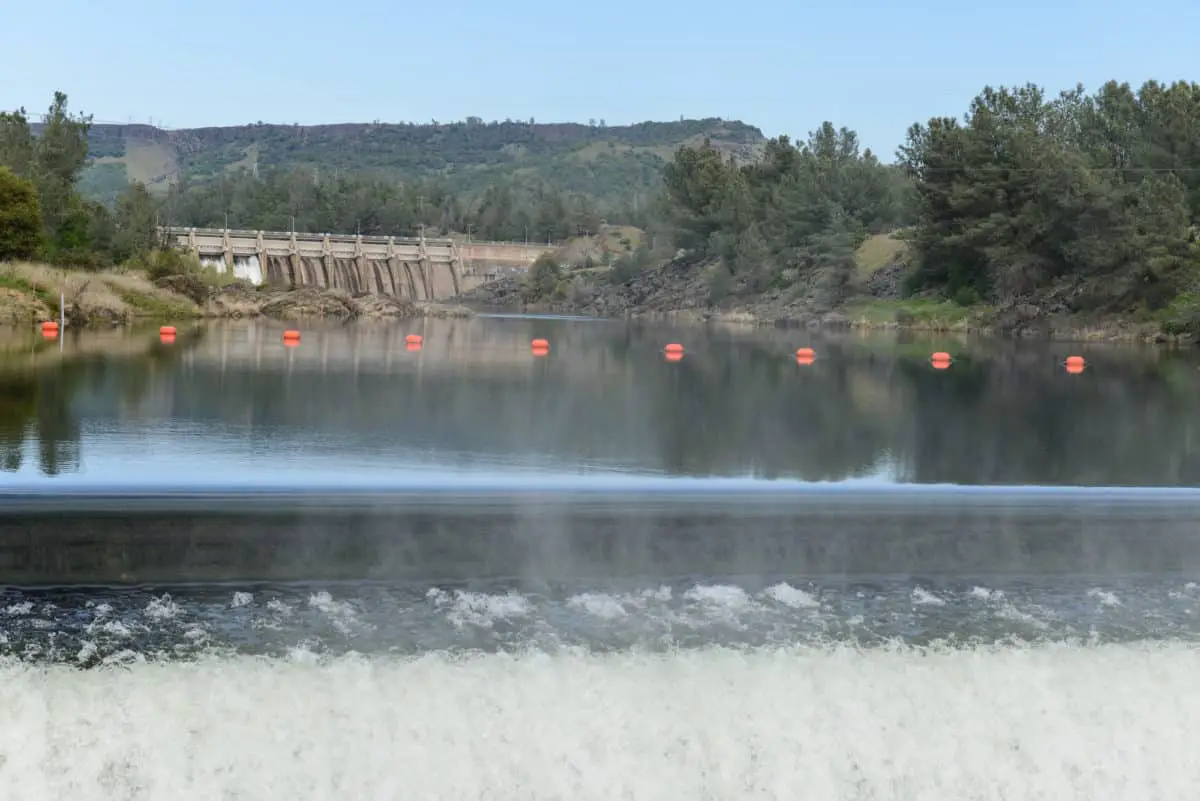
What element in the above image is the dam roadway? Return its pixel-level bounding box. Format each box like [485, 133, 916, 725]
[161, 227, 556, 301]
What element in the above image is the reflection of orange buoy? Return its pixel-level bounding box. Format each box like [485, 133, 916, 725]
[41, 321, 59, 336]
[406, 342, 421, 352]
[796, 353, 815, 366]
[160, 332, 176, 345]
[665, 351, 683, 362]
[531, 338, 550, 350]
[931, 352, 952, 369]
[160, 325, 177, 336]
[282, 330, 301, 344]
[796, 347, 816, 360]
[664, 343, 684, 355]
[1064, 355, 1085, 374]
[532, 345, 549, 357]
[42, 329, 57, 340]
[405, 334, 423, 346]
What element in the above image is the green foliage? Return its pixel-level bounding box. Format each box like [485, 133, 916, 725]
[900, 80, 1200, 310]
[31, 92, 92, 239]
[609, 244, 656, 284]
[659, 128, 908, 305]
[129, 248, 203, 282]
[1162, 292, 1200, 335]
[77, 162, 129, 204]
[0, 111, 35, 180]
[527, 253, 563, 299]
[109, 182, 161, 262]
[161, 168, 606, 244]
[0, 92, 170, 270]
[0, 167, 43, 261]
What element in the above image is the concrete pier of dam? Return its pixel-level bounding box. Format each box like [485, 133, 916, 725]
[161, 227, 558, 300]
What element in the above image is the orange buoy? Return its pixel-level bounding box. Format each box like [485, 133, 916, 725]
[41, 320, 59, 334]
[160, 325, 177, 336]
[282, 329, 301, 343]
[664, 343, 684, 355]
[1064, 355, 1086, 373]
[531, 338, 550, 350]
[405, 334, 423, 346]
[796, 347, 816, 360]
[931, 351, 952, 370]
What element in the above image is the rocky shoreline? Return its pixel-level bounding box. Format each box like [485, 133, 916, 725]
[3, 260, 1191, 345]
[460, 260, 1194, 345]
[182, 282, 474, 323]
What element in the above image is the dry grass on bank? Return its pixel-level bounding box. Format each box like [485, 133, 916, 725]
[853, 233, 908, 281]
[0, 261, 201, 325]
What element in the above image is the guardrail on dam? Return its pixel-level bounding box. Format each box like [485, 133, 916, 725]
[162, 228, 560, 300]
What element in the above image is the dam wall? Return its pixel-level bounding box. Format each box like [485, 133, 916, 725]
[163, 228, 562, 299]
[162, 227, 465, 301]
[458, 240, 559, 281]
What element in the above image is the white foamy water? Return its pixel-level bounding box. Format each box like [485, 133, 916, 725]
[200, 254, 264, 285]
[1, 643, 1198, 799]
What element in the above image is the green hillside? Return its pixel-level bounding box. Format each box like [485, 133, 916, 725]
[69, 118, 767, 208]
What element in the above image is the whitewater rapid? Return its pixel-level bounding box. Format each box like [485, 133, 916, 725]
[1, 643, 1197, 799]
[1, 580, 1198, 798]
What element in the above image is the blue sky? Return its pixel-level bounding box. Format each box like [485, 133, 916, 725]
[1, 0, 1196, 158]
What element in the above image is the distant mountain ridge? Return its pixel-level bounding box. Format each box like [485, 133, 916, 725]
[64, 118, 767, 208]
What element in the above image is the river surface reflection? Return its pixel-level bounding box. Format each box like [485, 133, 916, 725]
[1, 317, 1199, 487]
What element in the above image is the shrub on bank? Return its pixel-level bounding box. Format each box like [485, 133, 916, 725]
[526, 253, 563, 299]
[129, 248, 204, 281]
[0, 167, 43, 262]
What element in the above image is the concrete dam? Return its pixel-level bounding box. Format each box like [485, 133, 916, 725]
[162, 228, 557, 300]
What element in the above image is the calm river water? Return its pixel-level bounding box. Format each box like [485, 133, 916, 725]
[2, 317, 1200, 799]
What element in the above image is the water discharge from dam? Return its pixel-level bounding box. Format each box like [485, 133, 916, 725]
[200, 252, 434, 298]
[3, 318, 1200, 799]
[251, 254, 434, 298]
[199, 254, 264, 285]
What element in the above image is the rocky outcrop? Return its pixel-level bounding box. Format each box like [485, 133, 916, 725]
[257, 288, 358, 320]
[866, 262, 905, 299]
[205, 285, 475, 322]
[154, 274, 211, 306]
[0, 288, 52, 326]
[461, 258, 835, 326]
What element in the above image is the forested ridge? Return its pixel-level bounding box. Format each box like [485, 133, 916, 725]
[68, 116, 764, 232]
[4, 80, 1200, 332]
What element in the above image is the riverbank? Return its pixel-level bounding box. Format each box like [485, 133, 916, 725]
[460, 253, 1195, 345]
[0, 262, 474, 327]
